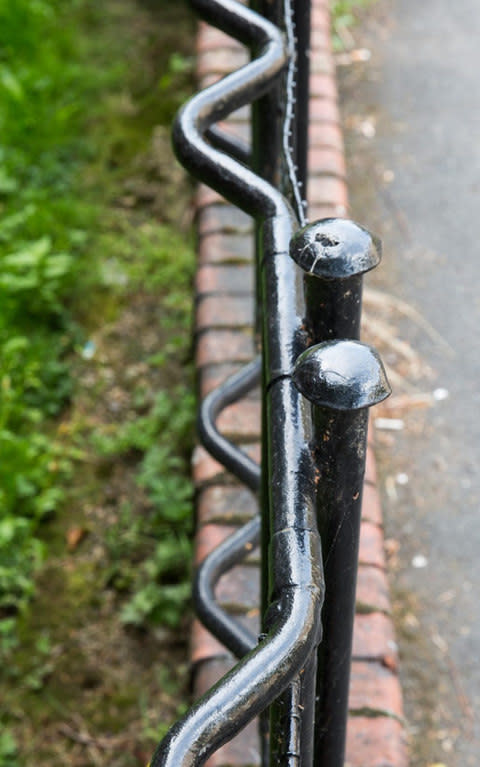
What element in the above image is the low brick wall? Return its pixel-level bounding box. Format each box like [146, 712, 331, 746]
[191, 3, 408, 766]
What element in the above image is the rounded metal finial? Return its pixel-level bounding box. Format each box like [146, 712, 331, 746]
[289, 218, 381, 280]
[293, 340, 391, 411]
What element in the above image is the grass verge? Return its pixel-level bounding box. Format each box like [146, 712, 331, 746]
[0, 1, 197, 763]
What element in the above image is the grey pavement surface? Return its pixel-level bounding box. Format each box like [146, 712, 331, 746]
[338, 1, 479, 764]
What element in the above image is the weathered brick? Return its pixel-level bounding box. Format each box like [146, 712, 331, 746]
[352, 613, 398, 666]
[349, 660, 404, 719]
[198, 205, 253, 237]
[199, 362, 260, 397]
[192, 445, 227, 486]
[196, 264, 254, 297]
[197, 295, 255, 330]
[217, 400, 261, 440]
[194, 653, 266, 767]
[311, 50, 335, 76]
[356, 565, 390, 613]
[309, 97, 340, 124]
[199, 72, 223, 89]
[199, 232, 254, 265]
[310, 73, 337, 101]
[197, 485, 258, 525]
[345, 716, 408, 767]
[235, 607, 261, 637]
[194, 656, 234, 693]
[310, 3, 330, 32]
[365, 445, 378, 485]
[367, 414, 376, 447]
[195, 523, 238, 564]
[309, 120, 344, 150]
[196, 184, 225, 210]
[197, 48, 247, 78]
[359, 521, 386, 569]
[217, 564, 260, 610]
[227, 105, 251, 123]
[197, 23, 243, 54]
[217, 119, 251, 144]
[311, 24, 331, 52]
[205, 721, 261, 767]
[309, 146, 346, 178]
[361, 480, 384, 526]
[191, 619, 232, 665]
[308, 175, 348, 208]
[192, 442, 261, 485]
[196, 329, 255, 366]
[308, 203, 341, 222]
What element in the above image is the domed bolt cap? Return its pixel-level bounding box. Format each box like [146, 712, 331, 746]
[289, 218, 381, 280]
[293, 340, 391, 411]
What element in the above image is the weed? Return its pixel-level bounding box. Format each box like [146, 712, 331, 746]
[0, 730, 18, 767]
[0, 0, 195, 649]
[331, 0, 375, 49]
[98, 385, 195, 627]
[0, 0, 196, 760]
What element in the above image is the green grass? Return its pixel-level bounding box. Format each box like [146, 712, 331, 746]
[93, 223, 197, 629]
[1, 0, 197, 759]
[0, 0, 195, 657]
[0, 0, 98, 624]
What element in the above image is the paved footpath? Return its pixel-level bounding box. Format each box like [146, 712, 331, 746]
[339, 1, 480, 764]
[191, 2, 408, 765]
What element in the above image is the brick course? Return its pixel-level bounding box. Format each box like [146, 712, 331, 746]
[191, 2, 408, 766]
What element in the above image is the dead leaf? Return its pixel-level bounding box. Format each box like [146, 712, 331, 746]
[66, 526, 88, 551]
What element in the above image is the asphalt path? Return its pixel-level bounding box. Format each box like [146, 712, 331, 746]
[338, 1, 480, 764]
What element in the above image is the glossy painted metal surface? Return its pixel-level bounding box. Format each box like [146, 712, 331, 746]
[172, 0, 292, 219]
[195, 359, 261, 658]
[151, 564, 323, 767]
[198, 357, 261, 492]
[294, 341, 390, 767]
[152, 0, 391, 765]
[194, 516, 260, 658]
[290, 219, 381, 279]
[291, 0, 311, 193]
[293, 340, 390, 411]
[290, 219, 387, 767]
[291, 218, 381, 342]
[151, 1, 326, 765]
[251, 6, 311, 761]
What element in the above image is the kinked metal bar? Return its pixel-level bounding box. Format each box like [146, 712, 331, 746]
[149, 2, 390, 766]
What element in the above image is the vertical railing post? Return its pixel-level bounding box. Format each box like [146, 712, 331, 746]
[250, 0, 285, 631]
[290, 218, 381, 343]
[291, 0, 311, 190]
[293, 340, 390, 767]
[250, 4, 311, 762]
[290, 220, 386, 767]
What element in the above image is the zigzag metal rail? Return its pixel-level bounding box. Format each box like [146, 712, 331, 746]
[192, 0, 312, 664]
[149, 1, 326, 766]
[148, 1, 393, 765]
[195, 356, 260, 659]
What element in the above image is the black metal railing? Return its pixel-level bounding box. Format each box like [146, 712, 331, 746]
[148, 2, 390, 766]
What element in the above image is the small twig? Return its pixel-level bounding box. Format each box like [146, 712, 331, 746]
[58, 723, 105, 767]
[363, 315, 419, 363]
[364, 288, 455, 356]
[58, 716, 128, 751]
